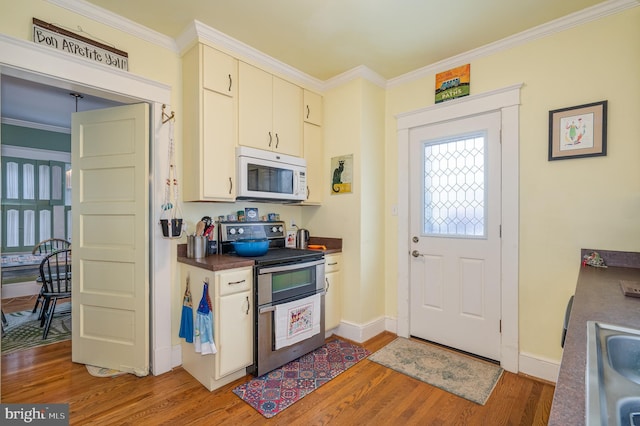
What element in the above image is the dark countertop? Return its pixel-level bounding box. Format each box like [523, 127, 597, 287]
[176, 237, 342, 271]
[549, 250, 640, 425]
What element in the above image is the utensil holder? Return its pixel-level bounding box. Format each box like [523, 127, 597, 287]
[187, 235, 207, 258]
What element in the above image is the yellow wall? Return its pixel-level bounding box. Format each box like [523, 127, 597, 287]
[4, 0, 640, 366]
[385, 7, 640, 362]
[303, 78, 386, 325]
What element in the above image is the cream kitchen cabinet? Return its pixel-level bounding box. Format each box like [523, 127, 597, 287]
[302, 122, 323, 204]
[180, 264, 253, 391]
[182, 43, 237, 201]
[238, 62, 302, 157]
[303, 89, 323, 126]
[324, 254, 342, 331]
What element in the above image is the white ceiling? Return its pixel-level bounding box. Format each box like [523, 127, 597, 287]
[0, 0, 614, 129]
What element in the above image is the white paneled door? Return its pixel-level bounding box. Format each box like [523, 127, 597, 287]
[409, 111, 502, 361]
[71, 104, 150, 376]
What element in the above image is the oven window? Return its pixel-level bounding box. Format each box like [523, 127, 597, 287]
[247, 163, 294, 195]
[272, 268, 316, 302]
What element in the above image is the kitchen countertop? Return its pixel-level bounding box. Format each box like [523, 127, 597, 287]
[549, 249, 640, 426]
[176, 236, 342, 271]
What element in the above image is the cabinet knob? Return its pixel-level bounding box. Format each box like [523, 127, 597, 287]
[306, 105, 310, 119]
[268, 132, 272, 147]
[245, 296, 250, 315]
[325, 277, 330, 293]
[228, 177, 233, 195]
[228, 74, 232, 92]
[275, 133, 279, 148]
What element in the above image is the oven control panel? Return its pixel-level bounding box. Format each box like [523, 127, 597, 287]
[218, 221, 286, 242]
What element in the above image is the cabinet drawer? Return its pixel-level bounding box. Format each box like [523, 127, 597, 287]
[325, 254, 341, 273]
[218, 267, 252, 296]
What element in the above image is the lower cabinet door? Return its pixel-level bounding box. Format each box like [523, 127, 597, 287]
[215, 290, 253, 379]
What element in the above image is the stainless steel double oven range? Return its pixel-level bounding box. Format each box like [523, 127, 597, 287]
[218, 220, 326, 376]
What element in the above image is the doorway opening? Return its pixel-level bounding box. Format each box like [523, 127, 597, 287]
[0, 35, 174, 374]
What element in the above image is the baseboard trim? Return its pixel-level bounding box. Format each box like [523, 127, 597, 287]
[332, 316, 387, 343]
[171, 344, 182, 369]
[518, 351, 560, 383]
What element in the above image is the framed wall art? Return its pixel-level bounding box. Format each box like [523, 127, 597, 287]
[548, 100, 607, 161]
[330, 154, 353, 195]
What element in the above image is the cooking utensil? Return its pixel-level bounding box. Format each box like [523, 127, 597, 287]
[232, 239, 269, 256]
[195, 221, 205, 236]
[308, 244, 327, 250]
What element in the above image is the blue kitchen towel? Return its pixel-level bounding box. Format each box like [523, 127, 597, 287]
[178, 277, 193, 343]
[195, 281, 217, 355]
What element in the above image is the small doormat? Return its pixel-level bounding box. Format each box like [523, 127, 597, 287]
[232, 339, 370, 418]
[1, 304, 71, 355]
[86, 364, 127, 378]
[368, 337, 503, 405]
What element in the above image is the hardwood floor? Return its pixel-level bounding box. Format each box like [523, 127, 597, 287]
[1, 329, 553, 425]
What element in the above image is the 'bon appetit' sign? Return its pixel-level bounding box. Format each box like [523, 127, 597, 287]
[32, 18, 129, 71]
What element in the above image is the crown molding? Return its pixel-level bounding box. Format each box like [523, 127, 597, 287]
[323, 65, 387, 91]
[388, 0, 639, 88]
[47, 0, 178, 52]
[47, 0, 638, 91]
[177, 20, 325, 92]
[1, 117, 70, 134]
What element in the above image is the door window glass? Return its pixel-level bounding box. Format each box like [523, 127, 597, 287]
[422, 132, 487, 238]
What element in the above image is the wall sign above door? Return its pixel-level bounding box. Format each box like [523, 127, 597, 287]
[32, 18, 129, 71]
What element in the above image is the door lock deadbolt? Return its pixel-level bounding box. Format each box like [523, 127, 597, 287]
[412, 236, 419, 243]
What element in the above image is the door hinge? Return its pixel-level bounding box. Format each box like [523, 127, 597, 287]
[499, 320, 502, 333]
[499, 225, 502, 238]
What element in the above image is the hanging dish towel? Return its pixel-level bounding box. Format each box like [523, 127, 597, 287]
[194, 281, 217, 355]
[178, 276, 194, 343]
[274, 293, 321, 350]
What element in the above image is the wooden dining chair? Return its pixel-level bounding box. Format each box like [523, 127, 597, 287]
[31, 238, 71, 317]
[39, 249, 72, 339]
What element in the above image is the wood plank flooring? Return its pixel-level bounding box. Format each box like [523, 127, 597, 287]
[2, 299, 554, 425]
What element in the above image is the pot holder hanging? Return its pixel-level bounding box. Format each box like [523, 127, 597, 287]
[178, 274, 194, 343]
[194, 280, 217, 355]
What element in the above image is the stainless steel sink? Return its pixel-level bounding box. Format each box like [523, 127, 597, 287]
[607, 335, 640, 385]
[587, 322, 640, 426]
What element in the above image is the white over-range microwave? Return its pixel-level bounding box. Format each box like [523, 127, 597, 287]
[236, 146, 307, 202]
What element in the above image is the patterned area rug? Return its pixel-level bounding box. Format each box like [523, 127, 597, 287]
[1, 303, 71, 355]
[368, 337, 503, 405]
[232, 339, 370, 418]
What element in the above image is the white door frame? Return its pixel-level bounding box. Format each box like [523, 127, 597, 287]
[0, 34, 174, 375]
[396, 84, 522, 373]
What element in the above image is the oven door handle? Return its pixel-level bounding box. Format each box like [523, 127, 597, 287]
[258, 290, 326, 314]
[257, 258, 325, 275]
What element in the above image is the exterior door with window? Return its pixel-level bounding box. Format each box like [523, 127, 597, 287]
[409, 111, 502, 361]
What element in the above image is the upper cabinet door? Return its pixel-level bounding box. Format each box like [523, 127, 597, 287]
[203, 46, 238, 97]
[238, 62, 273, 151]
[238, 62, 302, 157]
[303, 90, 323, 126]
[272, 76, 302, 157]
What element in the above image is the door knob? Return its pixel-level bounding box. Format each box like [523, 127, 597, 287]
[411, 250, 423, 258]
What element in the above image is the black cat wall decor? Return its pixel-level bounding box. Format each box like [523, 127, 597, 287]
[332, 160, 345, 193]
